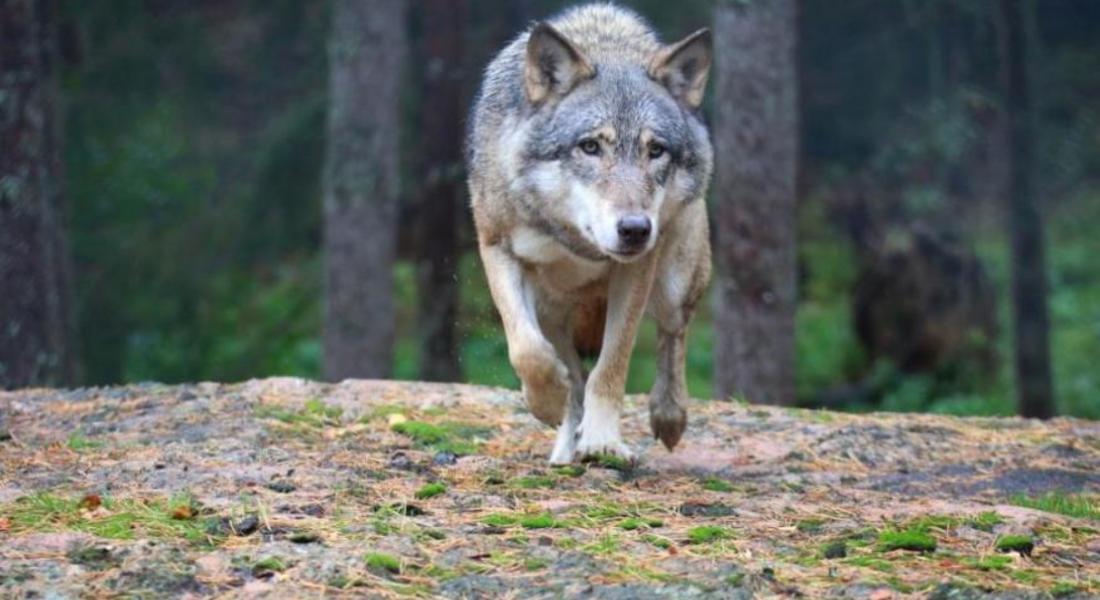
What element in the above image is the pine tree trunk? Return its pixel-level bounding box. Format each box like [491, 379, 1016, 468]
[997, 0, 1055, 419]
[322, 0, 405, 381]
[415, 0, 466, 382]
[0, 0, 76, 389]
[712, 0, 800, 405]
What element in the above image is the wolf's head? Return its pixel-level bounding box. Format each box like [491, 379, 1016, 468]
[510, 22, 712, 263]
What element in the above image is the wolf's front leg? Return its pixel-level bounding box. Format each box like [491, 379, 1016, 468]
[479, 243, 570, 426]
[575, 256, 658, 463]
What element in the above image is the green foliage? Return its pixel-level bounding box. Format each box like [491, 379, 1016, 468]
[1010, 492, 1099, 521]
[878, 529, 937, 553]
[518, 513, 558, 529]
[2, 493, 222, 547]
[686, 525, 733, 544]
[995, 535, 1035, 556]
[701, 477, 736, 493]
[414, 482, 447, 500]
[52, 0, 1100, 425]
[966, 512, 1005, 532]
[364, 552, 401, 574]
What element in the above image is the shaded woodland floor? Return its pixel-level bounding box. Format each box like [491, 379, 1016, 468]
[1, 379, 1098, 598]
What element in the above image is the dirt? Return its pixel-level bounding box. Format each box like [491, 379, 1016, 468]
[1, 378, 1097, 598]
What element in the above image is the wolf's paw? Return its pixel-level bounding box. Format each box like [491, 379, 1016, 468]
[513, 343, 570, 426]
[649, 398, 687, 451]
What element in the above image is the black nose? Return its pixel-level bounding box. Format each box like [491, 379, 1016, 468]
[617, 215, 652, 247]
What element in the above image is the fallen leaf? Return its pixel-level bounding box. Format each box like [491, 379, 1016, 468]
[0, 517, 10, 532]
[78, 494, 102, 510]
[387, 413, 407, 426]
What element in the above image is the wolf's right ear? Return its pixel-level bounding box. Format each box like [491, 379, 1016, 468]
[524, 23, 595, 105]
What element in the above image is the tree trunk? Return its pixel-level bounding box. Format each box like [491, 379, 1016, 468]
[712, 0, 800, 405]
[415, 0, 467, 382]
[997, 0, 1055, 419]
[322, 0, 405, 381]
[0, 0, 76, 389]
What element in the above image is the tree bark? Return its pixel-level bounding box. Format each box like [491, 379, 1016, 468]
[997, 0, 1055, 419]
[0, 0, 76, 389]
[712, 0, 800, 405]
[322, 0, 405, 381]
[415, 0, 467, 382]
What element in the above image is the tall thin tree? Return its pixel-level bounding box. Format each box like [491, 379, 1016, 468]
[322, 0, 406, 380]
[0, 0, 76, 389]
[712, 0, 800, 405]
[997, 0, 1055, 418]
[415, 0, 467, 382]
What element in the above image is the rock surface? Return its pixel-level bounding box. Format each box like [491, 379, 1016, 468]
[0, 379, 1097, 598]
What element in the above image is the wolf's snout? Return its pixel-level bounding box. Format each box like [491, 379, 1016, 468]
[616, 215, 652, 249]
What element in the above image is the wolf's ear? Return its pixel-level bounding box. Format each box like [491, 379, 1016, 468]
[649, 28, 712, 110]
[525, 23, 595, 104]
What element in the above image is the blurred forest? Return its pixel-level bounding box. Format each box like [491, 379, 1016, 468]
[2, 0, 1098, 419]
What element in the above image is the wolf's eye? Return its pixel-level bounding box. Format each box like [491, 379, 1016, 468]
[578, 139, 601, 156]
[648, 143, 667, 160]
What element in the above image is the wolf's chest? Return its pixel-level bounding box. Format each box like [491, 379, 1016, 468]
[510, 226, 610, 294]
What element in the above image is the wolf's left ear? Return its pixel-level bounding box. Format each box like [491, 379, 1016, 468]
[525, 23, 596, 104]
[649, 28, 712, 110]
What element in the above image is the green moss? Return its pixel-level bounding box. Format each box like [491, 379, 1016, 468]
[963, 555, 1013, 571]
[519, 513, 558, 529]
[586, 453, 632, 471]
[524, 558, 550, 571]
[256, 400, 342, 427]
[1010, 569, 1039, 584]
[583, 534, 621, 555]
[726, 572, 746, 587]
[642, 534, 673, 549]
[843, 556, 895, 572]
[1051, 582, 1079, 597]
[702, 478, 735, 492]
[1010, 492, 1099, 521]
[67, 432, 105, 452]
[687, 525, 733, 544]
[253, 556, 287, 574]
[391, 421, 449, 445]
[878, 529, 936, 553]
[414, 482, 447, 500]
[3, 492, 222, 547]
[514, 475, 556, 489]
[481, 513, 518, 527]
[619, 517, 663, 530]
[304, 398, 342, 419]
[553, 465, 586, 477]
[390, 420, 488, 456]
[796, 517, 826, 534]
[966, 511, 1005, 532]
[364, 552, 401, 574]
[359, 404, 405, 422]
[821, 540, 847, 559]
[995, 534, 1035, 556]
[905, 514, 959, 532]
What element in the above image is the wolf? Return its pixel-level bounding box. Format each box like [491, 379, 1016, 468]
[466, 4, 713, 464]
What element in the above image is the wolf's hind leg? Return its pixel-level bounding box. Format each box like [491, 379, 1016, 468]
[543, 310, 585, 464]
[648, 207, 710, 450]
[649, 328, 689, 450]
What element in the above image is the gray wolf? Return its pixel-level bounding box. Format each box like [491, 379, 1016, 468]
[466, 4, 713, 464]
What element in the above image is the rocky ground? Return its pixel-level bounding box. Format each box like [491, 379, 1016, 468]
[0, 378, 1098, 599]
